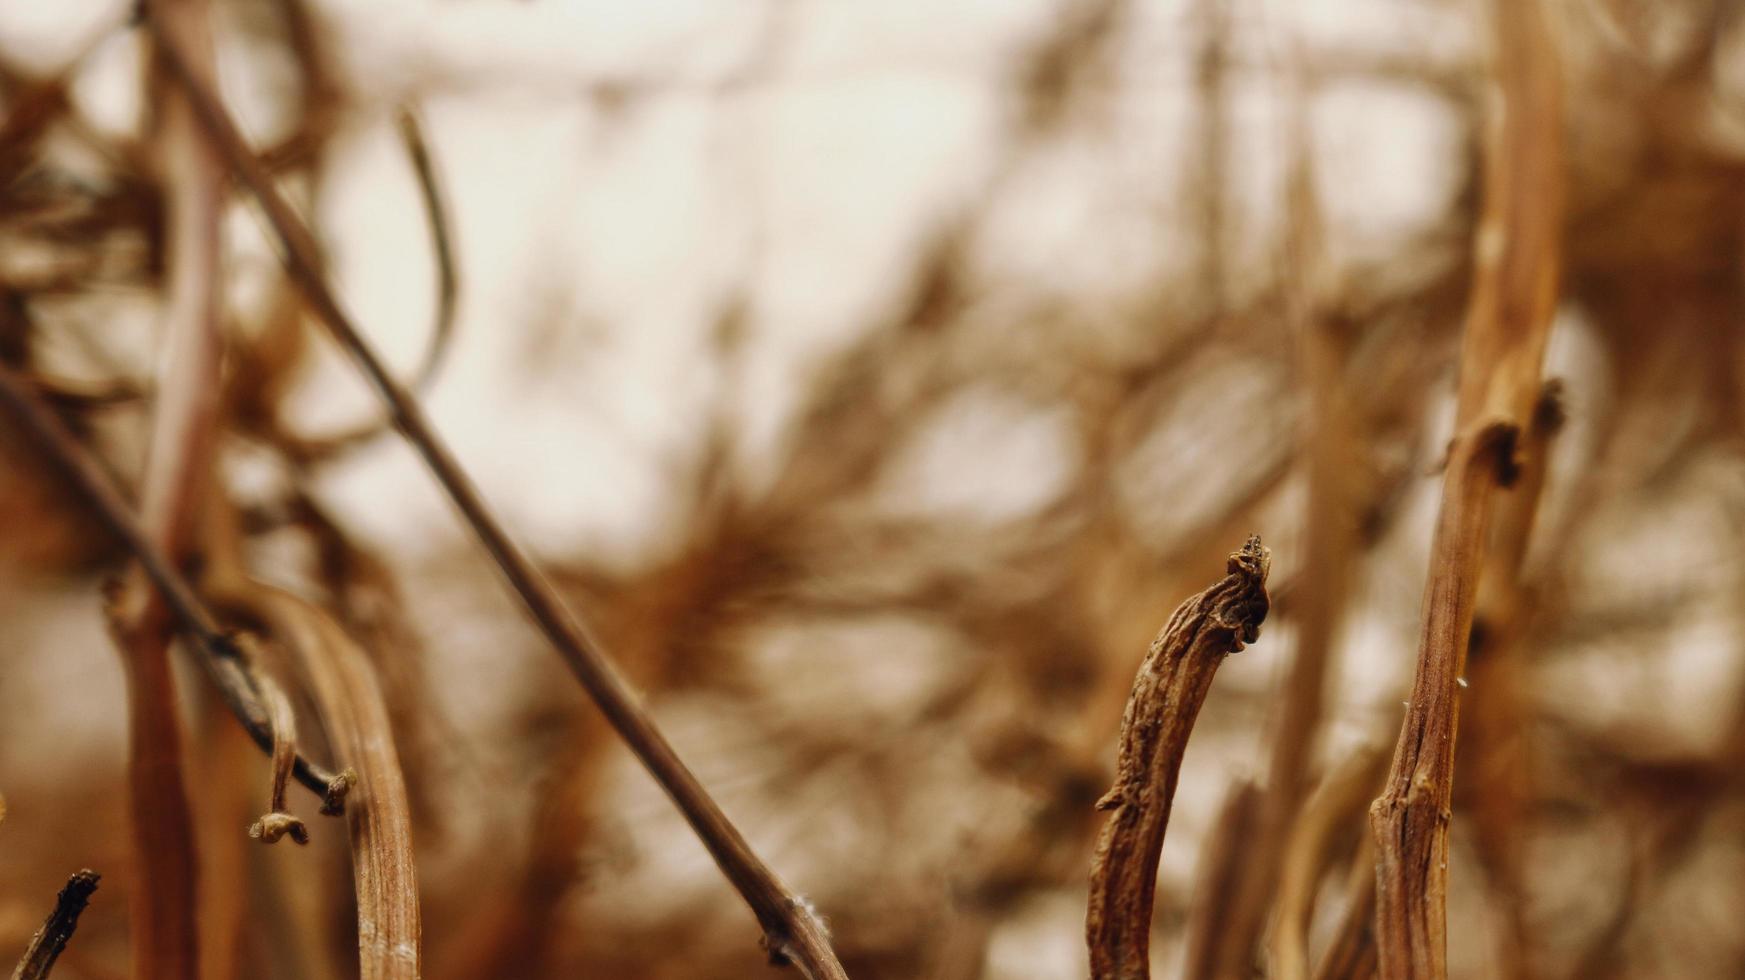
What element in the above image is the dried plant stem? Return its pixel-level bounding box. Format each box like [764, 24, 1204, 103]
[1087, 536, 1272, 980]
[251, 590, 420, 979]
[1462, 385, 1563, 980]
[11, 870, 101, 980]
[1272, 746, 1388, 980]
[1313, 842, 1378, 980]
[0, 364, 344, 802]
[1367, 0, 1562, 975]
[206, 506, 420, 980]
[277, 106, 458, 462]
[244, 640, 312, 846]
[108, 1, 229, 973]
[146, 16, 846, 977]
[1180, 780, 1260, 980]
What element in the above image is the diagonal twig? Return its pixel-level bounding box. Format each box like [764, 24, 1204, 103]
[0, 362, 345, 804]
[143, 9, 846, 975]
[1087, 535, 1272, 980]
[11, 870, 101, 980]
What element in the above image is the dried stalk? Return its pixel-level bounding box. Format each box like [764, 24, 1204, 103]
[275, 107, 459, 462]
[1367, 0, 1563, 973]
[1461, 384, 1563, 980]
[1272, 746, 1388, 980]
[1180, 779, 1260, 980]
[1313, 842, 1378, 980]
[206, 505, 420, 980]
[146, 15, 847, 976]
[109, 1, 230, 972]
[1087, 536, 1272, 980]
[11, 870, 101, 980]
[0, 362, 344, 802]
[243, 638, 311, 845]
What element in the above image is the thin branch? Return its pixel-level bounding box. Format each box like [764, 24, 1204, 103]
[1087, 535, 1272, 980]
[1367, 0, 1563, 972]
[11, 870, 101, 980]
[0, 362, 345, 803]
[275, 106, 459, 463]
[1207, 44, 1357, 974]
[145, 14, 847, 976]
[242, 636, 311, 846]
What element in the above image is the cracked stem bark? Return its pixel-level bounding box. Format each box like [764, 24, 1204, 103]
[1087, 536, 1272, 980]
[1367, 0, 1562, 976]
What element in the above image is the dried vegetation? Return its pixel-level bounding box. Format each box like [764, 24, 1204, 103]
[4, 0, 1745, 978]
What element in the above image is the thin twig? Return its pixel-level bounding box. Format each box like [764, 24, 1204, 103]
[276, 106, 459, 462]
[0, 362, 345, 803]
[1087, 535, 1272, 980]
[1367, 0, 1563, 972]
[11, 870, 101, 980]
[242, 636, 311, 846]
[146, 15, 847, 976]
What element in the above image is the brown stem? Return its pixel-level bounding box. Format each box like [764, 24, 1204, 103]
[1461, 384, 1564, 980]
[1087, 536, 1272, 980]
[1180, 779, 1261, 980]
[111, 0, 230, 972]
[1272, 746, 1389, 980]
[1313, 842, 1378, 980]
[244, 637, 312, 846]
[1367, 0, 1562, 972]
[249, 591, 420, 979]
[11, 870, 101, 980]
[0, 363, 345, 802]
[274, 106, 459, 463]
[145, 13, 847, 976]
[206, 500, 421, 979]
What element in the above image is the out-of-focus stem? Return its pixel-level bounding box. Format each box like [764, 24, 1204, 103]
[112, 0, 227, 974]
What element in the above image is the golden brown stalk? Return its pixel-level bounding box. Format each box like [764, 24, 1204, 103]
[146, 15, 846, 976]
[109, 0, 228, 973]
[205, 509, 420, 980]
[1272, 746, 1389, 980]
[1180, 780, 1261, 980]
[11, 870, 101, 980]
[1461, 385, 1563, 980]
[1313, 842, 1378, 980]
[257, 594, 417, 980]
[1087, 536, 1272, 980]
[1367, 0, 1562, 974]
